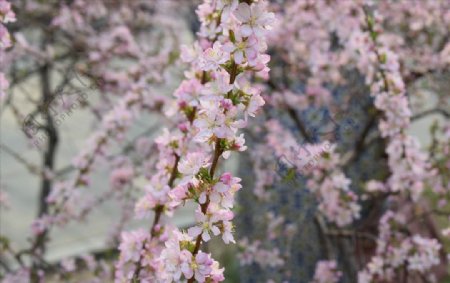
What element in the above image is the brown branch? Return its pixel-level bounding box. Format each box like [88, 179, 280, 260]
[188, 139, 223, 283]
[30, 53, 60, 282]
[187, 61, 237, 283]
[0, 143, 44, 177]
[286, 106, 313, 143]
[344, 108, 381, 167]
[325, 229, 377, 242]
[412, 108, 450, 121]
[132, 153, 180, 280]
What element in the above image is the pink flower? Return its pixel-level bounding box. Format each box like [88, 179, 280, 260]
[222, 134, 247, 159]
[202, 70, 233, 96]
[175, 79, 203, 108]
[180, 250, 195, 280]
[358, 271, 372, 283]
[210, 173, 242, 209]
[199, 42, 229, 71]
[181, 251, 216, 282]
[194, 107, 235, 142]
[61, 258, 76, 273]
[118, 229, 147, 263]
[217, 0, 239, 22]
[408, 236, 441, 272]
[253, 53, 271, 78]
[0, 0, 16, 23]
[188, 210, 220, 242]
[168, 184, 189, 208]
[220, 172, 233, 185]
[110, 166, 134, 190]
[238, 238, 284, 268]
[0, 24, 11, 48]
[180, 42, 202, 63]
[233, 2, 275, 37]
[312, 260, 342, 283]
[210, 260, 225, 282]
[1, 268, 30, 283]
[178, 152, 209, 177]
[221, 221, 235, 244]
[135, 183, 171, 218]
[31, 217, 49, 236]
[192, 252, 214, 282]
[222, 33, 259, 65]
[442, 228, 450, 237]
[365, 180, 387, 193]
[159, 230, 192, 281]
[245, 91, 265, 118]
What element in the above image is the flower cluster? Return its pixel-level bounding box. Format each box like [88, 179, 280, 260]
[304, 146, 361, 227]
[237, 211, 296, 282]
[21, 1, 179, 257]
[115, 1, 274, 282]
[266, 119, 361, 227]
[237, 1, 449, 281]
[359, 211, 441, 283]
[353, 5, 444, 281]
[158, 229, 224, 282]
[353, 5, 435, 201]
[238, 238, 284, 268]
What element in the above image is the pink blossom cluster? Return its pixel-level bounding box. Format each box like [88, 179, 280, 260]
[157, 229, 224, 283]
[266, 119, 361, 227]
[431, 121, 450, 211]
[237, 211, 296, 281]
[376, 0, 450, 77]
[114, 0, 274, 282]
[240, 1, 449, 281]
[358, 211, 441, 283]
[0, 0, 14, 48]
[238, 238, 284, 268]
[237, 212, 297, 276]
[268, 0, 365, 107]
[24, 0, 177, 246]
[355, 5, 444, 281]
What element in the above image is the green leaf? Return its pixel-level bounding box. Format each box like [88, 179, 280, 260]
[282, 168, 297, 183]
[380, 53, 387, 64]
[229, 30, 236, 44]
[197, 167, 212, 182]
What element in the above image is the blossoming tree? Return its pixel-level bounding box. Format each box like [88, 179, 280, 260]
[0, 0, 449, 283]
[236, 0, 450, 282]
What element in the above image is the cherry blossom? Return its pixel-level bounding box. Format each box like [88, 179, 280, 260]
[312, 260, 342, 283]
[187, 209, 221, 242]
[2, 1, 449, 282]
[234, 2, 275, 37]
